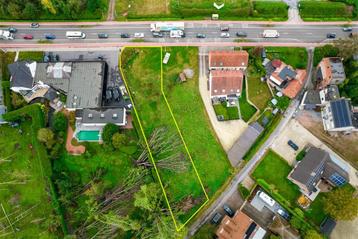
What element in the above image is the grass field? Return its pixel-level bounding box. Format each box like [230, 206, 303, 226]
[247, 66, 271, 111]
[239, 80, 257, 122]
[252, 150, 300, 203]
[0, 122, 59, 238]
[266, 47, 308, 69]
[18, 51, 44, 62]
[120, 47, 232, 224]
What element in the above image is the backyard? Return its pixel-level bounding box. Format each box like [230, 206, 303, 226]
[239, 80, 257, 122]
[247, 65, 271, 111]
[266, 47, 308, 69]
[120, 46, 232, 224]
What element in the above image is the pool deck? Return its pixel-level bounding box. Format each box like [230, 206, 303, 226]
[66, 126, 86, 155]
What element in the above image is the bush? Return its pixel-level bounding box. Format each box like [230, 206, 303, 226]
[296, 150, 306, 161]
[102, 123, 119, 145]
[253, 1, 288, 18]
[112, 132, 127, 149]
[37, 128, 55, 149]
[238, 184, 251, 199]
[52, 112, 68, 133]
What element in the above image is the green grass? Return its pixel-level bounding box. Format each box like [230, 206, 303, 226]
[266, 47, 308, 69]
[238, 184, 251, 199]
[121, 47, 232, 223]
[0, 51, 16, 81]
[18, 51, 44, 62]
[192, 223, 217, 239]
[313, 45, 339, 66]
[239, 80, 257, 122]
[247, 65, 271, 111]
[305, 193, 327, 226]
[252, 150, 301, 203]
[0, 122, 60, 238]
[213, 102, 239, 121]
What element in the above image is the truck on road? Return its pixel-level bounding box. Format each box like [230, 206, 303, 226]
[151, 22, 185, 32]
[0, 30, 14, 40]
[262, 30, 279, 38]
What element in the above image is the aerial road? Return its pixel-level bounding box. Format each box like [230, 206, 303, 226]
[0, 21, 357, 48]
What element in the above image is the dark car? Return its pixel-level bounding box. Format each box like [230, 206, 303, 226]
[120, 33, 130, 38]
[152, 32, 164, 38]
[8, 27, 17, 33]
[211, 212, 223, 224]
[196, 33, 206, 38]
[220, 26, 229, 31]
[326, 33, 336, 39]
[287, 140, 299, 151]
[98, 33, 109, 39]
[23, 34, 33, 40]
[223, 204, 234, 217]
[45, 33, 56, 40]
[342, 27, 352, 32]
[236, 31, 247, 37]
[31, 23, 40, 28]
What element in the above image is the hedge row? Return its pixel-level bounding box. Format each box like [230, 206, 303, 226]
[253, 1, 288, 18]
[299, 1, 353, 19]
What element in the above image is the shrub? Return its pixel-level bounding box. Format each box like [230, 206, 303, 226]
[238, 184, 251, 199]
[112, 132, 127, 149]
[37, 128, 55, 148]
[299, 1, 353, 19]
[296, 150, 306, 161]
[102, 123, 119, 145]
[52, 112, 68, 133]
[313, 45, 339, 66]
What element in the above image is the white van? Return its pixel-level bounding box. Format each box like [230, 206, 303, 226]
[262, 30, 279, 38]
[66, 31, 86, 39]
[258, 191, 276, 207]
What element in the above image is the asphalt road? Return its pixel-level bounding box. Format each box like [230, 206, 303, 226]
[1, 22, 357, 46]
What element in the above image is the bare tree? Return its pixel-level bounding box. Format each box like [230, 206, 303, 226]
[334, 35, 358, 60]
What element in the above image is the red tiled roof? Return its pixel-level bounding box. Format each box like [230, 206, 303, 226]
[282, 69, 307, 99]
[272, 59, 282, 68]
[211, 70, 244, 96]
[209, 51, 249, 68]
[216, 211, 253, 239]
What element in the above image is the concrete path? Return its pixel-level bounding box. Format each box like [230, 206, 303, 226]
[107, 0, 116, 21]
[284, 0, 303, 24]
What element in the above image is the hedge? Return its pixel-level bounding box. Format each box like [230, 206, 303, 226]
[299, 1, 353, 19]
[253, 1, 288, 18]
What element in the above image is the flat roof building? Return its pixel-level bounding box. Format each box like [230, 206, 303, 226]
[316, 57, 346, 89]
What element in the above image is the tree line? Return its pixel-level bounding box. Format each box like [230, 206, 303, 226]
[0, 0, 107, 20]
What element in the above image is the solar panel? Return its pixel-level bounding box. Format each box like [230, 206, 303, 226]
[331, 100, 352, 128]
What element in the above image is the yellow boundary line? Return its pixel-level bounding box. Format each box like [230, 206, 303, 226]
[119, 46, 209, 231]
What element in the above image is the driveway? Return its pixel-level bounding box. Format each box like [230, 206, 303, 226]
[332, 217, 358, 239]
[198, 47, 247, 151]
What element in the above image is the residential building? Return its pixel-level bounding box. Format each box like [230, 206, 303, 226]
[316, 57, 346, 89]
[75, 108, 127, 127]
[300, 85, 340, 110]
[216, 210, 266, 239]
[287, 147, 349, 199]
[265, 59, 306, 99]
[321, 98, 358, 132]
[209, 70, 244, 100]
[209, 50, 249, 70]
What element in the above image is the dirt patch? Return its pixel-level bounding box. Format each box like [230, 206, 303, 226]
[332, 217, 358, 239]
[297, 111, 358, 169]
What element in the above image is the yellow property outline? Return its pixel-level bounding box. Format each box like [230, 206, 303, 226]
[119, 46, 209, 231]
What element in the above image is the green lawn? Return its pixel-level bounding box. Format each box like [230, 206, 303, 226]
[247, 65, 271, 111]
[266, 47, 308, 69]
[121, 47, 232, 223]
[18, 51, 44, 62]
[0, 122, 60, 238]
[0, 51, 16, 81]
[313, 45, 339, 66]
[252, 150, 300, 203]
[213, 103, 239, 121]
[239, 80, 257, 122]
[305, 193, 327, 226]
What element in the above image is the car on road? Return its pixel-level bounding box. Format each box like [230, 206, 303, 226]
[326, 33, 336, 39]
[223, 204, 234, 217]
[45, 33, 56, 40]
[97, 33, 109, 39]
[220, 32, 230, 38]
[220, 26, 229, 31]
[152, 32, 163, 38]
[211, 212, 223, 224]
[120, 33, 130, 38]
[277, 209, 290, 220]
[236, 31, 247, 37]
[342, 27, 352, 32]
[287, 140, 299, 151]
[31, 23, 39, 28]
[196, 33, 206, 38]
[8, 27, 17, 33]
[23, 34, 33, 40]
[134, 32, 144, 38]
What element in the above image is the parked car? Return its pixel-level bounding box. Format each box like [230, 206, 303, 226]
[277, 209, 290, 220]
[196, 33, 206, 38]
[45, 33, 56, 40]
[152, 32, 164, 38]
[211, 212, 223, 224]
[223, 204, 234, 217]
[220, 26, 229, 31]
[342, 27, 352, 32]
[326, 33, 336, 39]
[31, 23, 39, 28]
[8, 27, 17, 33]
[98, 33, 109, 39]
[134, 32, 144, 38]
[287, 140, 299, 151]
[23, 34, 33, 40]
[220, 32, 230, 38]
[236, 31, 247, 37]
[120, 33, 130, 38]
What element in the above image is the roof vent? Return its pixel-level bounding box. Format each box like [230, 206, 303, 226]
[88, 113, 93, 118]
[113, 113, 118, 119]
[100, 113, 105, 118]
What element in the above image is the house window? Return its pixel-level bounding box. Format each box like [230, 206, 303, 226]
[329, 173, 346, 186]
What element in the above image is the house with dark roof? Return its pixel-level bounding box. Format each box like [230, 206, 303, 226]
[300, 85, 340, 110]
[266, 59, 306, 99]
[216, 210, 266, 239]
[287, 147, 349, 198]
[75, 108, 126, 127]
[9, 61, 36, 93]
[316, 57, 346, 90]
[320, 217, 336, 237]
[321, 98, 358, 133]
[209, 50, 249, 70]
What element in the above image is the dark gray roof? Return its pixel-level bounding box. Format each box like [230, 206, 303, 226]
[303, 90, 321, 105]
[325, 85, 340, 101]
[278, 66, 296, 81]
[8, 61, 34, 89]
[44, 88, 59, 101]
[289, 147, 330, 192]
[81, 108, 126, 125]
[330, 99, 353, 128]
[323, 160, 349, 183]
[320, 217, 336, 236]
[329, 58, 345, 81]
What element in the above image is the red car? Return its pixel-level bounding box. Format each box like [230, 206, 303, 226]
[23, 34, 33, 40]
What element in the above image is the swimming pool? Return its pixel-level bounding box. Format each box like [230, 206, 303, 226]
[76, 130, 101, 141]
